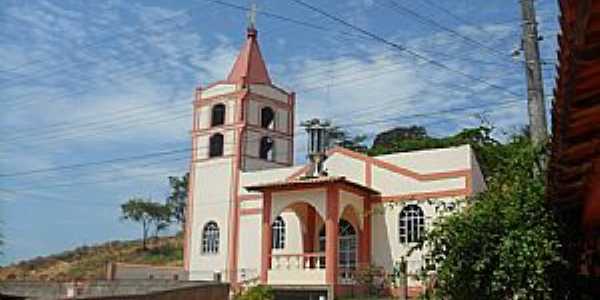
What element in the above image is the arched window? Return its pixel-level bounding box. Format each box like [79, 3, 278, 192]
[211, 104, 226, 127]
[202, 221, 219, 254]
[272, 216, 285, 249]
[259, 136, 274, 161]
[338, 219, 357, 277]
[260, 106, 275, 129]
[399, 205, 425, 243]
[209, 133, 224, 157]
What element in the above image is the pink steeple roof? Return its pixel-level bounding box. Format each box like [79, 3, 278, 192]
[226, 28, 272, 85]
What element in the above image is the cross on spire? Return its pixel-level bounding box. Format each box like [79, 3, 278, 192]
[247, 3, 257, 30]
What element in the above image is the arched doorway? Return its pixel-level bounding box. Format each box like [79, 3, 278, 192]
[318, 219, 358, 278]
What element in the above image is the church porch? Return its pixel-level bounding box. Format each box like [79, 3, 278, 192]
[246, 176, 379, 294]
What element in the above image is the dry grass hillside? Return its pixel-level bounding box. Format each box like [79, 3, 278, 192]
[0, 235, 183, 281]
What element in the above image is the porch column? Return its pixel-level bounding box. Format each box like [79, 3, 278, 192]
[359, 196, 372, 267]
[304, 205, 316, 252]
[260, 191, 272, 284]
[325, 185, 340, 285]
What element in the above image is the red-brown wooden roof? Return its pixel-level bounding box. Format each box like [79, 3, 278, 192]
[549, 0, 600, 228]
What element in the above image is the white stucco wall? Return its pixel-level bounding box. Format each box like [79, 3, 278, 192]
[271, 188, 327, 224]
[238, 213, 261, 281]
[275, 107, 289, 133]
[249, 84, 289, 102]
[339, 190, 364, 230]
[371, 166, 466, 195]
[247, 100, 260, 126]
[188, 158, 234, 281]
[375, 145, 471, 173]
[324, 153, 366, 184]
[272, 211, 304, 255]
[202, 83, 236, 98]
[239, 165, 302, 196]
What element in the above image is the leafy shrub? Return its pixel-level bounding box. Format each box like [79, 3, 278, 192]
[235, 285, 274, 300]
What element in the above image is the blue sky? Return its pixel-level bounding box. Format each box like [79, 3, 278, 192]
[0, 0, 559, 265]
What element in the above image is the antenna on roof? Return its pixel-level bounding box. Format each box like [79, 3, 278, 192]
[247, 2, 257, 30]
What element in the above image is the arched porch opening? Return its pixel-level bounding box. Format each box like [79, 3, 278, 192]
[317, 204, 362, 283]
[270, 201, 327, 271]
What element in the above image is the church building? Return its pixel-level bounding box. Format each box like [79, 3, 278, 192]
[184, 24, 486, 298]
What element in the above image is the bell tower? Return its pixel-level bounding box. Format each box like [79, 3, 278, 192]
[185, 24, 295, 283]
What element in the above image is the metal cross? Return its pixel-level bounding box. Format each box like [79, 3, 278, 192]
[247, 2, 257, 29]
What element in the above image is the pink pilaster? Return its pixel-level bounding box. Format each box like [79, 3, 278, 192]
[359, 196, 372, 267]
[260, 192, 272, 283]
[325, 185, 340, 285]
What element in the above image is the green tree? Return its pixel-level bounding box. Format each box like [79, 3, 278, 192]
[149, 202, 172, 240]
[120, 198, 172, 250]
[327, 126, 368, 153]
[372, 125, 428, 148]
[166, 173, 189, 231]
[420, 139, 565, 299]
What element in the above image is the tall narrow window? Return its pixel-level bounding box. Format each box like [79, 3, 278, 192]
[202, 221, 219, 254]
[259, 136, 274, 161]
[399, 205, 425, 243]
[272, 216, 285, 249]
[339, 219, 357, 279]
[209, 133, 224, 157]
[211, 104, 226, 127]
[260, 106, 275, 129]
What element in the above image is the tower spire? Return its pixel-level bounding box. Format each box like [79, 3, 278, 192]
[226, 4, 271, 85]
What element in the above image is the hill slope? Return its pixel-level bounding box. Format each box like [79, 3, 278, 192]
[0, 235, 183, 281]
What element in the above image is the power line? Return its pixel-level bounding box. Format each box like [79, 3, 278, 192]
[419, 0, 503, 38]
[289, 0, 521, 98]
[2, 100, 525, 200]
[1, 58, 520, 149]
[382, 0, 515, 64]
[0, 96, 524, 179]
[0, 148, 191, 178]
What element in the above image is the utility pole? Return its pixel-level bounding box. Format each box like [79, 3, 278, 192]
[520, 0, 548, 145]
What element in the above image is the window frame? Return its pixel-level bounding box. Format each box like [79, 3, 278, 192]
[259, 136, 275, 161]
[211, 103, 226, 127]
[399, 204, 425, 244]
[209, 133, 224, 158]
[260, 106, 275, 130]
[202, 221, 220, 254]
[271, 216, 286, 249]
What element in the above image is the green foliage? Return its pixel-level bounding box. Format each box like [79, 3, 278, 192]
[328, 126, 368, 153]
[166, 172, 189, 229]
[372, 125, 428, 148]
[120, 198, 172, 249]
[354, 264, 388, 297]
[234, 285, 274, 300]
[421, 139, 565, 299]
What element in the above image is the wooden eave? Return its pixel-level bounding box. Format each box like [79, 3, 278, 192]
[549, 0, 600, 208]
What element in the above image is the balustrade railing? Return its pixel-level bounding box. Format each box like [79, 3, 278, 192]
[270, 253, 326, 270]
